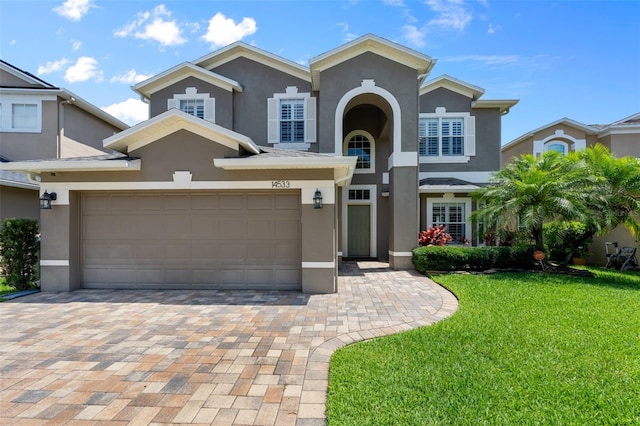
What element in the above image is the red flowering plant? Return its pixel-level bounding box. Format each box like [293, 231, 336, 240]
[418, 225, 453, 246]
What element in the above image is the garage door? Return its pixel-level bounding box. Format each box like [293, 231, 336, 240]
[81, 191, 301, 290]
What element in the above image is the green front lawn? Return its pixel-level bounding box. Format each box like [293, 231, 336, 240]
[327, 269, 640, 425]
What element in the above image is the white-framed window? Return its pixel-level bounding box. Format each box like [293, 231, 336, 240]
[343, 130, 375, 174]
[426, 197, 472, 244]
[419, 107, 475, 163]
[167, 87, 215, 122]
[0, 96, 44, 133]
[267, 86, 316, 150]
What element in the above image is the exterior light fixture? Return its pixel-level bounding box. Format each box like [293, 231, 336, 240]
[40, 190, 57, 210]
[313, 189, 323, 209]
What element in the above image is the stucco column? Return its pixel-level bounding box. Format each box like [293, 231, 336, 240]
[388, 165, 419, 270]
[39, 190, 80, 292]
[300, 187, 337, 293]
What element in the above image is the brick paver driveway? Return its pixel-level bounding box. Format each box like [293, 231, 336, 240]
[1, 262, 458, 425]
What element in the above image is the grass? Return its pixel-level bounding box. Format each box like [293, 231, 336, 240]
[0, 276, 18, 295]
[327, 268, 640, 425]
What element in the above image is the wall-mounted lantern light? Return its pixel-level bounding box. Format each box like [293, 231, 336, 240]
[40, 190, 57, 210]
[313, 189, 323, 209]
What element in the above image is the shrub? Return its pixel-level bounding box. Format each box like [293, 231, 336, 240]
[543, 221, 595, 263]
[418, 225, 453, 246]
[412, 245, 535, 273]
[0, 218, 39, 291]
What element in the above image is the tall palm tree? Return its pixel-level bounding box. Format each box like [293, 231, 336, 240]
[472, 150, 596, 250]
[573, 143, 640, 238]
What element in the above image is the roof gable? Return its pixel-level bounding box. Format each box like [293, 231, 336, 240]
[133, 62, 242, 100]
[309, 34, 435, 90]
[193, 42, 311, 83]
[0, 60, 56, 88]
[420, 74, 484, 99]
[503, 117, 598, 151]
[103, 109, 260, 155]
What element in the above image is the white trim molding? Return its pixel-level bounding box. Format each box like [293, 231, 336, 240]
[420, 171, 494, 183]
[302, 261, 335, 268]
[388, 251, 412, 257]
[40, 260, 69, 266]
[335, 80, 403, 162]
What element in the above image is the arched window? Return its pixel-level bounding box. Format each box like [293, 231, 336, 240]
[544, 141, 568, 156]
[344, 131, 375, 173]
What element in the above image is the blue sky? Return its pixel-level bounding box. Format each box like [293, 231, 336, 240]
[1, 0, 639, 144]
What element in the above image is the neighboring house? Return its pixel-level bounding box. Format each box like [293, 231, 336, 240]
[0, 60, 129, 225]
[4, 34, 518, 293]
[501, 112, 640, 264]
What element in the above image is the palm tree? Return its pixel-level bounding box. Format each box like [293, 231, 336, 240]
[573, 143, 640, 238]
[472, 150, 596, 250]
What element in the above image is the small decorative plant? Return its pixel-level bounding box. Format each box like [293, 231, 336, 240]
[418, 225, 453, 246]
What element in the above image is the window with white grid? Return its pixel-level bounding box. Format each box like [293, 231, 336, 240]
[279, 99, 305, 143]
[431, 202, 466, 242]
[420, 117, 464, 156]
[179, 99, 205, 119]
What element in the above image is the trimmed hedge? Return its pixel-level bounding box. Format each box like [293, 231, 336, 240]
[0, 218, 39, 291]
[412, 245, 536, 273]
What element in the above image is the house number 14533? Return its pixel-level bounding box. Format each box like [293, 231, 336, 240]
[272, 180, 290, 189]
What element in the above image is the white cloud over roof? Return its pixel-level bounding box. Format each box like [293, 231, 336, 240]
[114, 5, 187, 47]
[64, 56, 103, 83]
[201, 12, 257, 48]
[101, 98, 148, 127]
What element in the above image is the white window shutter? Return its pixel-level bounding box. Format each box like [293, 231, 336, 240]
[305, 96, 316, 143]
[205, 98, 215, 123]
[267, 97, 279, 143]
[465, 115, 476, 156]
[167, 99, 178, 111]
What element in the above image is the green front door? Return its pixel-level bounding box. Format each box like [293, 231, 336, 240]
[348, 205, 370, 257]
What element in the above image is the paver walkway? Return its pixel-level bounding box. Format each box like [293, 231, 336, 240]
[0, 262, 458, 425]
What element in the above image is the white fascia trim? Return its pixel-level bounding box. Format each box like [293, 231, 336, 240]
[0, 179, 39, 190]
[40, 260, 69, 266]
[388, 151, 418, 169]
[214, 156, 356, 186]
[104, 109, 260, 154]
[472, 99, 519, 114]
[420, 171, 495, 183]
[420, 155, 470, 164]
[302, 261, 335, 268]
[598, 125, 640, 137]
[133, 62, 242, 99]
[193, 42, 311, 83]
[388, 251, 413, 257]
[420, 74, 485, 99]
[40, 180, 337, 204]
[502, 117, 598, 151]
[419, 185, 480, 194]
[0, 159, 141, 173]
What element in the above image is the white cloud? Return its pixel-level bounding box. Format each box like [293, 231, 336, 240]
[383, 0, 405, 6]
[37, 58, 70, 75]
[201, 12, 257, 48]
[10, 40, 16, 46]
[115, 5, 187, 47]
[488, 23, 501, 34]
[101, 98, 149, 126]
[64, 56, 103, 83]
[53, 0, 93, 22]
[336, 22, 358, 42]
[425, 0, 473, 31]
[110, 69, 152, 84]
[402, 25, 426, 48]
[71, 39, 82, 50]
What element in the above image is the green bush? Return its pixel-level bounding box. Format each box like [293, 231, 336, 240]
[412, 245, 535, 273]
[0, 218, 39, 291]
[543, 221, 595, 263]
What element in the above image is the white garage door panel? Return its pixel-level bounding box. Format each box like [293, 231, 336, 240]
[82, 191, 301, 290]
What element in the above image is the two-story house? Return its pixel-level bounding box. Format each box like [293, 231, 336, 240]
[3, 34, 517, 293]
[501, 112, 640, 264]
[0, 60, 128, 224]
